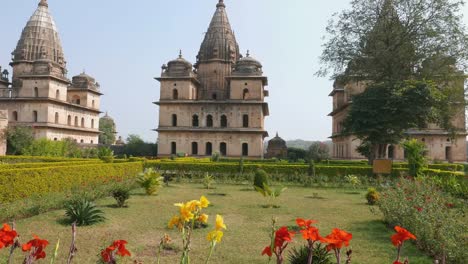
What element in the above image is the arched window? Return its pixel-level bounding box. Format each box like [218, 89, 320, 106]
[220, 142, 227, 156]
[33, 111, 38, 122]
[242, 143, 249, 156]
[243, 114, 249, 128]
[33, 87, 39, 97]
[206, 142, 213, 156]
[56, 89, 60, 99]
[172, 114, 178, 127]
[192, 142, 198, 155]
[54, 138, 58, 141]
[91, 140, 94, 144]
[220, 115, 227, 128]
[74, 116, 78, 127]
[173, 89, 178, 100]
[67, 115, 72, 125]
[212, 93, 217, 100]
[192, 115, 199, 127]
[81, 118, 85, 128]
[91, 119, 95, 129]
[445, 146, 452, 161]
[55, 112, 59, 124]
[243, 88, 249, 100]
[206, 115, 213, 127]
[171, 142, 177, 155]
[80, 139, 84, 143]
[388, 145, 395, 159]
[12, 111, 18, 121]
[72, 95, 80, 105]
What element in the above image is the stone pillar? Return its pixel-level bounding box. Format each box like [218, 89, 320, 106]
[0, 110, 8, 155]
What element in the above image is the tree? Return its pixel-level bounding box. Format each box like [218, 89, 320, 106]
[4, 126, 34, 155]
[99, 117, 116, 145]
[319, 0, 468, 163]
[307, 142, 330, 162]
[287, 147, 307, 162]
[123, 134, 157, 157]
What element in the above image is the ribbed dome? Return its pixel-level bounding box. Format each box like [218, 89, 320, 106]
[162, 52, 194, 77]
[269, 133, 286, 146]
[11, 0, 65, 68]
[196, 0, 240, 65]
[71, 72, 100, 90]
[233, 52, 263, 76]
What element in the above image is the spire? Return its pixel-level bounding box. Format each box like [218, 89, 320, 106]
[12, 0, 65, 68]
[39, 0, 48, 7]
[179, 49, 183, 58]
[276, 132, 279, 137]
[196, 0, 239, 64]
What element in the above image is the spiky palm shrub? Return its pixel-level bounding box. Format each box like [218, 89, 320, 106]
[64, 199, 105, 226]
[288, 244, 333, 264]
[111, 186, 131, 207]
[137, 168, 164, 195]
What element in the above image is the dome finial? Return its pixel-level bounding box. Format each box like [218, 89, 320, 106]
[246, 50, 250, 57]
[276, 132, 279, 137]
[217, 0, 225, 8]
[39, 0, 48, 7]
[179, 49, 183, 58]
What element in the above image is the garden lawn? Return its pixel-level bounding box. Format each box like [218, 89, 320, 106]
[2, 184, 432, 264]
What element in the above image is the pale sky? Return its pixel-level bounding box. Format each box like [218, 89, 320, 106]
[0, 0, 467, 142]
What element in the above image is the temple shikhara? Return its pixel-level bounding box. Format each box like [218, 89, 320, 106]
[155, 0, 270, 158]
[0, 0, 102, 144]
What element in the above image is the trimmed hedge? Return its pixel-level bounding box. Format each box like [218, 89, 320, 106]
[0, 162, 143, 203]
[0, 156, 95, 164]
[145, 160, 464, 179]
[392, 162, 464, 172]
[0, 160, 103, 170]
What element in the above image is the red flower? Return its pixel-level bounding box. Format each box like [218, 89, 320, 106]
[324, 228, 353, 251]
[391, 226, 416, 247]
[0, 224, 18, 249]
[22, 235, 49, 260]
[446, 203, 454, 208]
[414, 206, 423, 212]
[261, 246, 272, 256]
[393, 261, 403, 264]
[101, 240, 131, 263]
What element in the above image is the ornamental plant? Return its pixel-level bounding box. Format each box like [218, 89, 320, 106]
[22, 235, 49, 264]
[262, 218, 295, 264]
[167, 195, 226, 264]
[100, 240, 131, 264]
[391, 226, 416, 264]
[323, 228, 353, 264]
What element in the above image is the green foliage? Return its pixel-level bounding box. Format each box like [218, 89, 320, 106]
[308, 159, 316, 176]
[345, 175, 361, 188]
[97, 146, 114, 163]
[120, 134, 157, 157]
[98, 116, 116, 145]
[287, 244, 332, 264]
[0, 162, 143, 203]
[137, 168, 163, 195]
[287, 147, 307, 162]
[202, 173, 215, 189]
[403, 139, 427, 177]
[211, 152, 220, 162]
[253, 169, 269, 189]
[111, 185, 131, 207]
[5, 126, 34, 155]
[64, 199, 105, 226]
[308, 142, 330, 162]
[378, 178, 467, 263]
[239, 157, 244, 175]
[365, 187, 380, 205]
[23, 138, 83, 157]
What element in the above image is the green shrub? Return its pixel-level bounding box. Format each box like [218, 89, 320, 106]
[287, 244, 332, 264]
[211, 152, 220, 162]
[137, 168, 163, 195]
[378, 178, 467, 263]
[345, 175, 361, 188]
[403, 139, 427, 177]
[111, 186, 131, 207]
[365, 188, 379, 205]
[0, 162, 143, 203]
[64, 199, 105, 226]
[253, 169, 269, 189]
[202, 173, 215, 189]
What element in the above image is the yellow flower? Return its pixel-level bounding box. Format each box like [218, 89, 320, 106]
[186, 200, 201, 212]
[198, 213, 209, 224]
[200, 196, 210, 208]
[215, 215, 226, 230]
[207, 230, 224, 243]
[168, 216, 181, 229]
[175, 203, 195, 222]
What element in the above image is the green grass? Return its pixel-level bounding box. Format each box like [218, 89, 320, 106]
[1, 184, 432, 264]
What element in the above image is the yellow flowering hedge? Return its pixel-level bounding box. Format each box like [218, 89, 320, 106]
[0, 162, 143, 203]
[0, 160, 103, 170]
[0, 156, 96, 163]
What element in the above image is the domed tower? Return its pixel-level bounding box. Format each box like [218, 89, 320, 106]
[0, 0, 102, 145]
[155, 0, 269, 158]
[266, 133, 288, 159]
[99, 112, 117, 145]
[195, 0, 240, 100]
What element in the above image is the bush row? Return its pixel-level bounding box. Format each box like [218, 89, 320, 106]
[0, 160, 103, 170]
[0, 162, 144, 203]
[0, 156, 95, 164]
[392, 162, 464, 172]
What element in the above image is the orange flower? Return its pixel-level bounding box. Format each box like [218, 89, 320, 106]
[391, 226, 416, 247]
[101, 240, 131, 263]
[113, 240, 131, 257]
[261, 226, 295, 257]
[301, 226, 325, 242]
[324, 228, 352, 251]
[296, 218, 318, 229]
[262, 246, 272, 256]
[0, 224, 18, 249]
[22, 235, 49, 260]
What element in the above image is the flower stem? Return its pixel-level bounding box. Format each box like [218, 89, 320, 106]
[205, 242, 216, 264]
